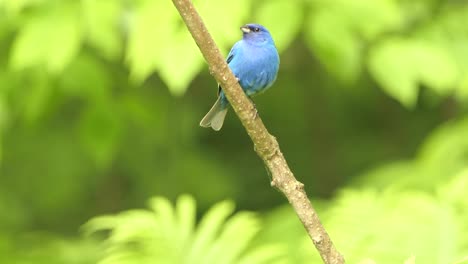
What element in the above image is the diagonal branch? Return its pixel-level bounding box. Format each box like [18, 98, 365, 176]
[171, 1, 345, 263]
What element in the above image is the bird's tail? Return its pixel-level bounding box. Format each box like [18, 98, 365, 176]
[200, 96, 228, 131]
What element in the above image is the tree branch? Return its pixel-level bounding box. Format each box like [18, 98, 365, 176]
[171, 1, 345, 263]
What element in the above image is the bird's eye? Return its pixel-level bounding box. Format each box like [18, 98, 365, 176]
[253, 27, 260, 32]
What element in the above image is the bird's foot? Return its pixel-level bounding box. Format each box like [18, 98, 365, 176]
[253, 107, 258, 119]
[250, 99, 258, 119]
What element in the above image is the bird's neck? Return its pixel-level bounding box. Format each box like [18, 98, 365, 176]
[243, 38, 271, 47]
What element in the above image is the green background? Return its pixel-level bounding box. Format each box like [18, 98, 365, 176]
[0, 0, 467, 263]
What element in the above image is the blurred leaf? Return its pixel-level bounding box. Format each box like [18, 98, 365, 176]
[439, 168, 468, 214]
[355, 118, 468, 191]
[416, 6, 468, 102]
[174, 195, 196, 248]
[197, 0, 249, 50]
[0, 190, 29, 230]
[353, 161, 418, 190]
[126, 0, 203, 96]
[156, 31, 203, 96]
[10, 2, 83, 73]
[307, 0, 402, 83]
[368, 38, 419, 107]
[318, 189, 461, 264]
[125, 0, 168, 83]
[414, 44, 458, 94]
[21, 71, 51, 124]
[404, 256, 416, 264]
[0, 233, 100, 264]
[85, 195, 287, 264]
[126, 0, 252, 95]
[458, 76, 468, 100]
[252, 205, 321, 264]
[1, 0, 45, 15]
[0, 93, 7, 161]
[254, 0, 303, 52]
[78, 104, 123, 167]
[306, 11, 362, 83]
[453, 256, 468, 264]
[417, 118, 468, 188]
[339, 0, 402, 41]
[81, 0, 122, 59]
[368, 38, 458, 108]
[59, 53, 111, 101]
[357, 259, 377, 264]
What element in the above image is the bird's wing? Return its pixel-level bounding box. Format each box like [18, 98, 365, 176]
[226, 41, 240, 64]
[218, 41, 241, 95]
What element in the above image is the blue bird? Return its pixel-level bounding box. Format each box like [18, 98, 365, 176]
[200, 23, 280, 131]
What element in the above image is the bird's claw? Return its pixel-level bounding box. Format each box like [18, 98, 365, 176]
[252, 107, 258, 119]
[250, 100, 258, 119]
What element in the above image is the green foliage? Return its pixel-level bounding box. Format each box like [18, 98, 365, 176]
[81, 0, 122, 60]
[255, 179, 468, 264]
[369, 39, 457, 108]
[1, 0, 468, 106]
[10, 2, 83, 74]
[306, 0, 402, 83]
[85, 195, 286, 264]
[320, 187, 467, 264]
[0, 0, 468, 263]
[254, 0, 303, 52]
[356, 118, 468, 190]
[0, 233, 100, 264]
[306, 0, 468, 106]
[253, 120, 468, 264]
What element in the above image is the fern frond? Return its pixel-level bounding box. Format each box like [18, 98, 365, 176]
[84, 194, 287, 264]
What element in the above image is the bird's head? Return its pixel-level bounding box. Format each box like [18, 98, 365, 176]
[240, 24, 273, 45]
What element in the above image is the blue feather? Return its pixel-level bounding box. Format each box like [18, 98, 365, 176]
[200, 24, 280, 131]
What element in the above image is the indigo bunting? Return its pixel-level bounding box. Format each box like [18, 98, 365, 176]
[200, 23, 280, 131]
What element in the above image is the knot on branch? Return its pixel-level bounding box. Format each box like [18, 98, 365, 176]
[312, 234, 324, 245]
[254, 135, 280, 161]
[294, 181, 305, 190]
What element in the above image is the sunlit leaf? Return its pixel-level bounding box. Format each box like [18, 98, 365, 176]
[453, 256, 468, 264]
[357, 259, 377, 264]
[0, 92, 8, 132]
[404, 256, 416, 264]
[254, 0, 303, 52]
[369, 39, 457, 108]
[439, 168, 468, 209]
[337, 0, 402, 41]
[21, 71, 51, 124]
[1, 0, 46, 15]
[157, 31, 203, 96]
[175, 195, 196, 249]
[414, 43, 458, 95]
[368, 38, 419, 108]
[125, 0, 167, 83]
[81, 0, 122, 59]
[85, 195, 285, 264]
[187, 200, 235, 261]
[306, 11, 362, 83]
[458, 76, 468, 100]
[417, 118, 468, 188]
[197, 0, 250, 50]
[320, 189, 459, 264]
[10, 2, 83, 74]
[306, 0, 403, 83]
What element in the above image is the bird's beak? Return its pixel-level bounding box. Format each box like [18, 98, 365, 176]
[240, 26, 250, 33]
